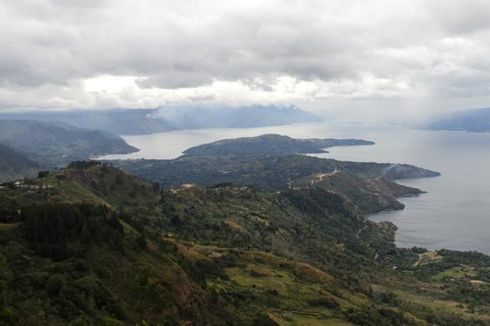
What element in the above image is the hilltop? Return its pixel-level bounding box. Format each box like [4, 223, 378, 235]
[0, 163, 487, 325]
[292, 170, 422, 214]
[113, 153, 439, 214]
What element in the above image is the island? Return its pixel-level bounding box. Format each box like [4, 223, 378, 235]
[182, 134, 375, 156]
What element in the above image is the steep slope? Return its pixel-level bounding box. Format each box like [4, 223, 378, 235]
[0, 164, 487, 325]
[0, 120, 138, 168]
[0, 164, 384, 324]
[0, 164, 221, 324]
[293, 171, 422, 214]
[0, 143, 39, 183]
[183, 134, 374, 156]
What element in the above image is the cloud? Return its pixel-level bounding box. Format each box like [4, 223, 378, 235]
[1, 0, 490, 110]
[427, 0, 490, 35]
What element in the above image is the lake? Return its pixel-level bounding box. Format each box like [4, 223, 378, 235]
[100, 122, 490, 254]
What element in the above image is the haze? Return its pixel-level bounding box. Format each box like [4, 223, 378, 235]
[2, 0, 490, 122]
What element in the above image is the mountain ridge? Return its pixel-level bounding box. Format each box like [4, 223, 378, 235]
[429, 107, 490, 132]
[112, 154, 439, 215]
[0, 120, 138, 168]
[0, 105, 321, 135]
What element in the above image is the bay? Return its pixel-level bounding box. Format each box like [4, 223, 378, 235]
[99, 122, 490, 253]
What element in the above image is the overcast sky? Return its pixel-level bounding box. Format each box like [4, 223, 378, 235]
[1, 0, 490, 118]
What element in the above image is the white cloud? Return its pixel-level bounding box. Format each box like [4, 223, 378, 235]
[1, 0, 490, 111]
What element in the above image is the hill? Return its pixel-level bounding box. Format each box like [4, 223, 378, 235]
[292, 170, 422, 214]
[0, 163, 486, 325]
[429, 107, 490, 132]
[112, 154, 439, 214]
[0, 105, 321, 135]
[0, 120, 138, 168]
[182, 134, 374, 156]
[0, 143, 39, 183]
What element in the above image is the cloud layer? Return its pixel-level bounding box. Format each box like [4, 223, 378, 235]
[1, 0, 490, 111]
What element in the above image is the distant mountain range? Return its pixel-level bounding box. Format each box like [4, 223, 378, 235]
[429, 107, 490, 132]
[183, 134, 374, 157]
[0, 105, 320, 135]
[0, 144, 39, 183]
[0, 120, 137, 170]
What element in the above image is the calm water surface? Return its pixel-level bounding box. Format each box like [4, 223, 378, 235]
[100, 122, 490, 253]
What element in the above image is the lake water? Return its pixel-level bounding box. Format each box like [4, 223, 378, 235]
[100, 122, 490, 254]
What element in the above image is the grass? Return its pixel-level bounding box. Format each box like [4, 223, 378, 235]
[432, 266, 477, 282]
[371, 283, 489, 321]
[225, 265, 293, 296]
[165, 239, 366, 324]
[291, 316, 351, 326]
[269, 311, 351, 326]
[200, 245, 369, 323]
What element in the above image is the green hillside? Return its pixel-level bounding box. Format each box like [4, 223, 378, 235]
[112, 154, 438, 214]
[0, 163, 487, 325]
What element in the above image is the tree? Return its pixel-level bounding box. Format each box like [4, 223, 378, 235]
[0, 255, 12, 322]
[133, 268, 171, 324]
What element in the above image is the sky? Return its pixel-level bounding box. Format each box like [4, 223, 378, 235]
[1, 0, 490, 120]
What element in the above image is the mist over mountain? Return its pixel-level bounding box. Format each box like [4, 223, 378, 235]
[0, 120, 137, 168]
[0, 105, 320, 135]
[429, 107, 490, 132]
[149, 105, 320, 130]
[0, 143, 39, 183]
